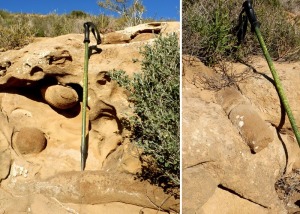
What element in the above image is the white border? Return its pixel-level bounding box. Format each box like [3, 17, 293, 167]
[179, 0, 183, 213]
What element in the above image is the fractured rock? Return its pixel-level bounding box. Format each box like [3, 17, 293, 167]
[45, 50, 72, 65]
[182, 97, 286, 212]
[0, 112, 12, 181]
[0, 60, 11, 77]
[182, 56, 295, 213]
[131, 33, 156, 42]
[0, 150, 11, 181]
[182, 167, 218, 213]
[216, 87, 247, 114]
[102, 32, 131, 44]
[13, 127, 47, 155]
[41, 85, 79, 109]
[102, 139, 142, 174]
[102, 22, 179, 45]
[201, 188, 269, 214]
[4, 171, 179, 212]
[89, 99, 116, 121]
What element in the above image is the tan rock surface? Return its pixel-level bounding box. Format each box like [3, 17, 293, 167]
[0, 22, 179, 213]
[0, 150, 10, 181]
[102, 32, 131, 44]
[131, 33, 157, 42]
[102, 21, 179, 43]
[182, 167, 218, 213]
[2, 171, 179, 212]
[232, 56, 300, 129]
[201, 188, 269, 214]
[0, 112, 12, 181]
[183, 55, 300, 213]
[0, 190, 174, 214]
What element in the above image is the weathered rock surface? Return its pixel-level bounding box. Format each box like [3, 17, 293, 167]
[131, 33, 156, 42]
[182, 167, 218, 213]
[182, 55, 300, 213]
[102, 22, 179, 44]
[2, 171, 179, 212]
[0, 150, 10, 181]
[201, 188, 269, 214]
[0, 112, 12, 181]
[103, 32, 131, 44]
[0, 22, 179, 213]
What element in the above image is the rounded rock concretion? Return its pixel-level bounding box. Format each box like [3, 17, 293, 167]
[14, 127, 47, 155]
[229, 104, 274, 153]
[41, 85, 79, 109]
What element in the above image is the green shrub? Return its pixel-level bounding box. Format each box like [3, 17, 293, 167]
[0, 7, 158, 50]
[252, 0, 300, 60]
[280, 0, 300, 13]
[0, 10, 12, 19]
[183, 0, 300, 64]
[0, 18, 33, 50]
[109, 34, 180, 192]
[98, 0, 145, 27]
[68, 10, 88, 18]
[91, 14, 112, 32]
[183, 0, 238, 65]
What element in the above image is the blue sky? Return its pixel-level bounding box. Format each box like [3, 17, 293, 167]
[0, 0, 180, 20]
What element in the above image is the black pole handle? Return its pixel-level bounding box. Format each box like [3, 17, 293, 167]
[83, 22, 101, 44]
[242, 0, 260, 32]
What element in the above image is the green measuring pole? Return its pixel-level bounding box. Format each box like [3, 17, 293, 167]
[81, 41, 89, 171]
[243, 0, 300, 147]
[81, 22, 101, 171]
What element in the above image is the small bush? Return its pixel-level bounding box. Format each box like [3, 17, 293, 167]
[183, 0, 237, 65]
[0, 18, 33, 50]
[45, 14, 74, 37]
[0, 12, 135, 50]
[98, 0, 145, 27]
[68, 10, 88, 18]
[0, 5, 157, 51]
[0, 10, 12, 19]
[192, 60, 257, 91]
[280, 0, 300, 14]
[91, 14, 113, 33]
[244, 0, 300, 60]
[183, 0, 300, 64]
[275, 169, 300, 203]
[109, 34, 180, 192]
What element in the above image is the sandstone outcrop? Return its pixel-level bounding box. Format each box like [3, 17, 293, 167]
[182, 55, 300, 213]
[102, 22, 177, 44]
[0, 22, 179, 213]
